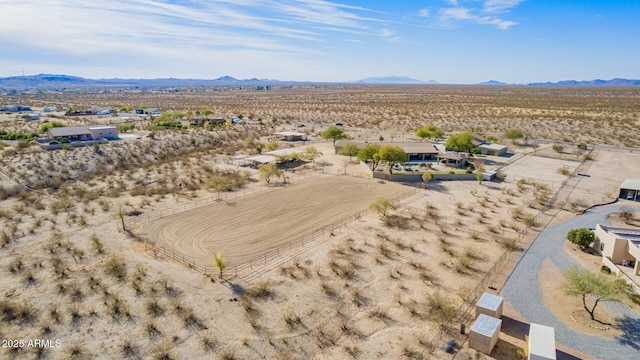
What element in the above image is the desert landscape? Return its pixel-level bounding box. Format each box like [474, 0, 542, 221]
[1, 85, 640, 360]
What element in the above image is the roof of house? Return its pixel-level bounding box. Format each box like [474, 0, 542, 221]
[479, 143, 507, 151]
[48, 126, 91, 137]
[396, 142, 440, 154]
[48, 125, 117, 138]
[264, 148, 304, 157]
[437, 152, 465, 160]
[273, 131, 306, 137]
[246, 155, 277, 164]
[621, 179, 640, 191]
[471, 134, 486, 147]
[599, 225, 640, 241]
[88, 125, 117, 131]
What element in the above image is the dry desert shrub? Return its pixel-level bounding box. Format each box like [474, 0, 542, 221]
[65, 343, 91, 360]
[149, 341, 177, 360]
[200, 332, 218, 352]
[217, 347, 238, 360]
[282, 308, 304, 330]
[104, 256, 127, 281]
[120, 340, 141, 359]
[244, 280, 275, 301]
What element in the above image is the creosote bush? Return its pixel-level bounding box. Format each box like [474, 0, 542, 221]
[104, 257, 127, 281]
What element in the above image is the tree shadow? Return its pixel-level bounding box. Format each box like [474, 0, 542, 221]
[615, 314, 640, 350]
[222, 279, 245, 296]
[428, 182, 449, 193]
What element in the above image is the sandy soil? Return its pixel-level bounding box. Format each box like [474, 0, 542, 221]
[2, 102, 640, 359]
[539, 259, 621, 337]
[142, 175, 409, 267]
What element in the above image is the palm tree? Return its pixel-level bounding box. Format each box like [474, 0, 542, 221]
[212, 252, 226, 279]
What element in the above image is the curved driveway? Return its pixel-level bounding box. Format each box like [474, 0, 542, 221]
[501, 204, 640, 359]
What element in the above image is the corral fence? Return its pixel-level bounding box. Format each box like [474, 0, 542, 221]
[0, 164, 57, 201]
[126, 166, 369, 227]
[133, 187, 418, 281]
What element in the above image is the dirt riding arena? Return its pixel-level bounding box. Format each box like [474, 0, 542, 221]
[142, 175, 409, 267]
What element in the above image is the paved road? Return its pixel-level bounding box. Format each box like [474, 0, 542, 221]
[501, 204, 640, 360]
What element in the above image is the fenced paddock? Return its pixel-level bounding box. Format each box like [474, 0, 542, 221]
[141, 175, 410, 273]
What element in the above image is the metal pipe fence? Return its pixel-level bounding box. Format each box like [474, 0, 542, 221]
[131, 184, 418, 281]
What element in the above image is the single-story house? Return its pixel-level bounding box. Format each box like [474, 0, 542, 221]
[619, 179, 640, 201]
[143, 108, 161, 115]
[86, 107, 112, 115]
[399, 142, 441, 162]
[0, 104, 31, 112]
[334, 141, 440, 162]
[478, 143, 508, 156]
[245, 155, 278, 166]
[48, 125, 119, 142]
[594, 224, 640, 277]
[43, 106, 58, 112]
[273, 131, 307, 141]
[437, 152, 468, 168]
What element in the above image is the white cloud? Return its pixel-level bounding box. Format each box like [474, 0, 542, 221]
[418, 8, 430, 17]
[482, 0, 525, 14]
[478, 16, 516, 29]
[440, 7, 475, 21]
[436, 0, 521, 30]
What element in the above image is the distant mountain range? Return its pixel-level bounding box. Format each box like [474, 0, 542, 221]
[527, 78, 640, 86]
[0, 74, 638, 90]
[477, 80, 508, 85]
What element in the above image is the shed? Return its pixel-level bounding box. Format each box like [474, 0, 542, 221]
[245, 155, 277, 165]
[479, 143, 508, 156]
[264, 148, 304, 157]
[619, 179, 640, 201]
[475, 292, 504, 319]
[273, 131, 307, 141]
[469, 314, 501, 354]
[528, 323, 556, 360]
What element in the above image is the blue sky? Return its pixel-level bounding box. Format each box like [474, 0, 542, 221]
[0, 0, 638, 83]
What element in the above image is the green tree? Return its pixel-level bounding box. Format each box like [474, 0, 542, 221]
[338, 142, 359, 161]
[258, 163, 281, 184]
[320, 126, 347, 146]
[504, 129, 524, 145]
[212, 252, 226, 279]
[563, 265, 632, 320]
[302, 146, 322, 163]
[206, 175, 232, 201]
[357, 144, 382, 171]
[445, 132, 476, 153]
[378, 145, 407, 173]
[368, 197, 397, 217]
[566, 228, 595, 250]
[421, 172, 433, 189]
[40, 121, 66, 134]
[415, 124, 443, 142]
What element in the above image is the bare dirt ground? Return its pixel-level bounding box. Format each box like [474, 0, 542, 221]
[142, 175, 409, 267]
[2, 87, 640, 359]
